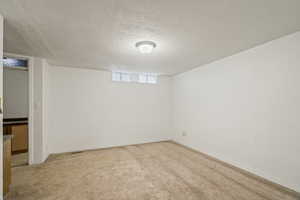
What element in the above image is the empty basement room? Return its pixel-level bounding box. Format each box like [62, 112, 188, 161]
[0, 0, 300, 200]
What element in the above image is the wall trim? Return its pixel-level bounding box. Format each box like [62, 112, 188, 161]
[46, 140, 171, 160]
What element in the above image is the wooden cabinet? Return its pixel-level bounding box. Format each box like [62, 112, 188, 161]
[11, 124, 28, 152]
[4, 124, 28, 153]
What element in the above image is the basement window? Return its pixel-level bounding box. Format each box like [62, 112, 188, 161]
[3, 57, 28, 69]
[112, 72, 158, 84]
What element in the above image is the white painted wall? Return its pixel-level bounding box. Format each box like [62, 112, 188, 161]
[42, 61, 49, 161]
[0, 14, 3, 200]
[46, 66, 171, 154]
[3, 68, 28, 119]
[172, 31, 300, 192]
[31, 58, 48, 163]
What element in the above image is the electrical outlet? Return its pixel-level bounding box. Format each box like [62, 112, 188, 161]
[182, 131, 187, 136]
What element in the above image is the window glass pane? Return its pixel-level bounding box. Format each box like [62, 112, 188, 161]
[112, 72, 157, 84]
[3, 57, 28, 68]
[112, 72, 121, 81]
[139, 74, 147, 83]
[147, 75, 157, 84]
[121, 73, 130, 82]
[130, 73, 139, 82]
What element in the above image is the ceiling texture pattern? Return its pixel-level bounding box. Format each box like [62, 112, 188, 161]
[1, 0, 300, 75]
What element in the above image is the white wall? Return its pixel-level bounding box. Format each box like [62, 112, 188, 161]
[31, 58, 48, 163]
[3, 68, 28, 119]
[42, 61, 49, 161]
[172, 31, 300, 192]
[46, 66, 171, 154]
[0, 14, 3, 200]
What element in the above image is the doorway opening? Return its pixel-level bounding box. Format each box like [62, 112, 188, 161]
[3, 55, 29, 167]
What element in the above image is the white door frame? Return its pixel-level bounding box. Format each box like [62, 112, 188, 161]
[3, 52, 34, 165]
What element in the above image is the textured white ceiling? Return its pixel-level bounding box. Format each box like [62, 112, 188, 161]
[1, 0, 300, 75]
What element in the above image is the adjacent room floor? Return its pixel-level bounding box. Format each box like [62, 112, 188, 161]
[12, 153, 28, 167]
[7, 142, 299, 200]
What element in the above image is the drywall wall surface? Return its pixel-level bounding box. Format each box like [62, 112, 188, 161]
[0, 14, 4, 200]
[3, 68, 28, 119]
[42, 61, 49, 161]
[172, 31, 300, 192]
[32, 58, 48, 164]
[47, 66, 171, 154]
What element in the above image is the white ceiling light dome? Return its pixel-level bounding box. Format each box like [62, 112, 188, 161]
[135, 41, 157, 54]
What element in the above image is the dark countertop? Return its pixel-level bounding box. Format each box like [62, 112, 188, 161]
[3, 118, 28, 125]
[4, 121, 28, 125]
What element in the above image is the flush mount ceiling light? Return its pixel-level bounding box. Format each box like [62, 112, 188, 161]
[135, 41, 156, 54]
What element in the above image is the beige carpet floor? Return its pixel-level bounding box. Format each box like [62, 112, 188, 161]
[7, 141, 299, 200]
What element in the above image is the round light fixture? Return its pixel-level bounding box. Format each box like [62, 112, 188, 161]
[135, 41, 156, 54]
